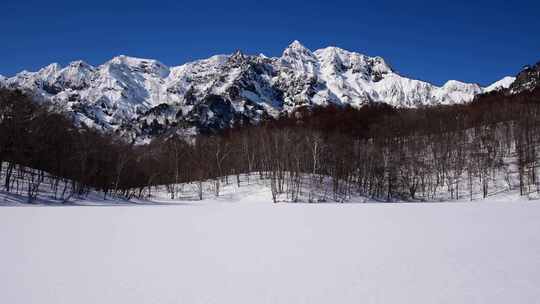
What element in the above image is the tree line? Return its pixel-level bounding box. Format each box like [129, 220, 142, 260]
[1, 87, 539, 203]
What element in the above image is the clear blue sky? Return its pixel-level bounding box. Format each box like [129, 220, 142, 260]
[1, 0, 539, 86]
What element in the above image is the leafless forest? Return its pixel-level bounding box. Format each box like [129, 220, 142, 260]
[1, 87, 540, 203]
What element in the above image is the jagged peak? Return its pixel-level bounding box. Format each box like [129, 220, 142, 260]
[314, 46, 393, 75]
[521, 61, 540, 72]
[282, 40, 313, 57]
[281, 41, 318, 74]
[371, 56, 391, 66]
[169, 54, 229, 76]
[314, 46, 373, 60]
[8, 63, 62, 80]
[67, 60, 94, 69]
[107, 55, 165, 66]
[226, 50, 252, 68]
[313, 46, 347, 63]
[32, 63, 62, 81]
[314, 45, 350, 55]
[520, 61, 540, 72]
[510, 61, 540, 93]
[39, 63, 61, 73]
[183, 54, 229, 66]
[105, 55, 170, 77]
[229, 50, 246, 61]
[288, 40, 306, 49]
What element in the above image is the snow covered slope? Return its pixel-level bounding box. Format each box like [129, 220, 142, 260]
[0, 41, 514, 139]
[484, 76, 516, 92]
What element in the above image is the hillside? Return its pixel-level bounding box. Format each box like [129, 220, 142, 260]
[1, 80, 540, 205]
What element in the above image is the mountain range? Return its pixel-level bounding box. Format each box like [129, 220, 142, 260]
[0, 41, 524, 141]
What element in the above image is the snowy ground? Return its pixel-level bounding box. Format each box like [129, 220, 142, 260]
[1, 169, 540, 303]
[1, 192, 540, 303]
[0, 169, 533, 206]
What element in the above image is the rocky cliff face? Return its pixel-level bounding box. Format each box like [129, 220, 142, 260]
[0, 41, 515, 142]
[510, 61, 540, 94]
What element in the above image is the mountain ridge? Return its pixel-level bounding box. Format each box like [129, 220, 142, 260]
[0, 41, 517, 141]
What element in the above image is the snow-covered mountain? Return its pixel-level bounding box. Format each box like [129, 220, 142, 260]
[0, 41, 515, 141]
[483, 76, 516, 93]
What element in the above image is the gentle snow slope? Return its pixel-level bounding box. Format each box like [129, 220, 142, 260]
[484, 76, 516, 92]
[1, 199, 540, 303]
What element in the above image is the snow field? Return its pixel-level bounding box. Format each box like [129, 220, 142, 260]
[1, 199, 540, 303]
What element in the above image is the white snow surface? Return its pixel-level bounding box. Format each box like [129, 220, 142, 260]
[1, 174, 540, 303]
[1, 196, 539, 303]
[484, 76, 516, 92]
